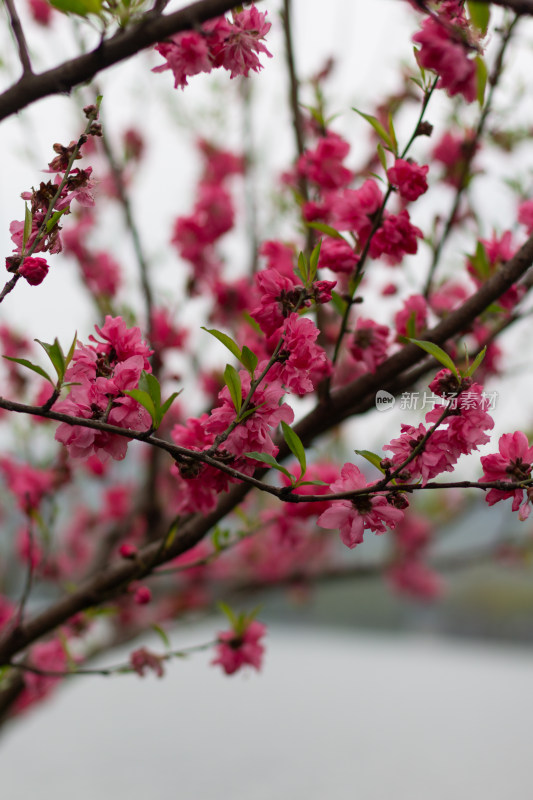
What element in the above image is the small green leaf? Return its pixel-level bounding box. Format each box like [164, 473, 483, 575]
[297, 251, 309, 283]
[243, 312, 262, 334]
[475, 56, 488, 107]
[23, 204, 32, 252]
[355, 449, 386, 474]
[202, 328, 242, 362]
[157, 391, 181, 426]
[123, 389, 157, 423]
[377, 142, 388, 171]
[330, 291, 348, 315]
[224, 364, 242, 415]
[240, 346, 258, 376]
[46, 208, 68, 233]
[469, 241, 491, 280]
[407, 338, 459, 378]
[65, 331, 77, 368]
[212, 525, 231, 552]
[218, 601, 238, 627]
[3, 356, 54, 385]
[464, 346, 486, 378]
[35, 338, 66, 381]
[281, 421, 306, 477]
[306, 222, 346, 241]
[388, 112, 398, 155]
[296, 479, 328, 487]
[152, 624, 171, 650]
[406, 310, 418, 339]
[467, 1, 490, 34]
[309, 240, 322, 283]
[245, 451, 293, 479]
[144, 372, 162, 408]
[353, 108, 392, 149]
[49, 0, 103, 15]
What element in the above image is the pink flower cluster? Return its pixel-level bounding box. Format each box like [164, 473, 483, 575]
[7, 137, 95, 287]
[212, 620, 266, 675]
[387, 158, 429, 202]
[54, 316, 153, 461]
[63, 212, 122, 299]
[384, 370, 494, 485]
[413, 2, 479, 103]
[172, 140, 244, 289]
[153, 5, 271, 89]
[480, 431, 533, 520]
[317, 463, 405, 549]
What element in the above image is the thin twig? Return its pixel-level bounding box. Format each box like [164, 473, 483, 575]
[4, 0, 33, 77]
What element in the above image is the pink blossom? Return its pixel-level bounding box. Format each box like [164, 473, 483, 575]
[259, 240, 296, 280]
[208, 6, 272, 79]
[0, 457, 54, 513]
[28, 0, 54, 25]
[318, 237, 359, 274]
[387, 560, 443, 600]
[384, 423, 458, 485]
[480, 431, 533, 516]
[14, 639, 68, 713]
[369, 210, 423, 265]
[198, 139, 245, 183]
[413, 15, 477, 103]
[330, 180, 383, 236]
[297, 132, 353, 190]
[130, 648, 165, 678]
[317, 463, 405, 548]
[134, 585, 152, 605]
[394, 294, 428, 338]
[518, 199, 533, 234]
[150, 307, 187, 352]
[18, 256, 49, 286]
[153, 32, 212, 89]
[212, 620, 266, 675]
[387, 158, 429, 202]
[269, 313, 330, 395]
[349, 318, 390, 373]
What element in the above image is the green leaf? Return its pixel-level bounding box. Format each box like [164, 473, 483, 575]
[475, 56, 488, 107]
[281, 421, 306, 477]
[330, 291, 348, 316]
[218, 601, 238, 628]
[46, 208, 68, 233]
[297, 251, 309, 283]
[309, 240, 322, 283]
[3, 356, 54, 385]
[388, 112, 398, 155]
[306, 222, 346, 241]
[202, 327, 242, 363]
[469, 241, 491, 280]
[158, 391, 181, 426]
[49, 0, 103, 15]
[407, 338, 459, 378]
[65, 332, 77, 368]
[35, 338, 66, 382]
[467, 1, 490, 34]
[23, 204, 32, 252]
[152, 624, 170, 650]
[212, 525, 231, 552]
[240, 346, 258, 376]
[296, 479, 328, 487]
[224, 364, 242, 415]
[355, 449, 386, 474]
[123, 389, 157, 423]
[244, 451, 293, 479]
[377, 142, 388, 171]
[464, 346, 486, 378]
[243, 312, 262, 334]
[406, 310, 418, 339]
[353, 108, 392, 149]
[144, 372, 162, 408]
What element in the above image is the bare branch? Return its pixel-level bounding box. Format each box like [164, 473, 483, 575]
[0, 0, 265, 122]
[4, 0, 33, 77]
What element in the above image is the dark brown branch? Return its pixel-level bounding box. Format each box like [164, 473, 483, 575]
[4, 0, 33, 77]
[0, 0, 265, 122]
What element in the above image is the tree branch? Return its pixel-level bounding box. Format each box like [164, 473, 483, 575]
[0, 0, 265, 122]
